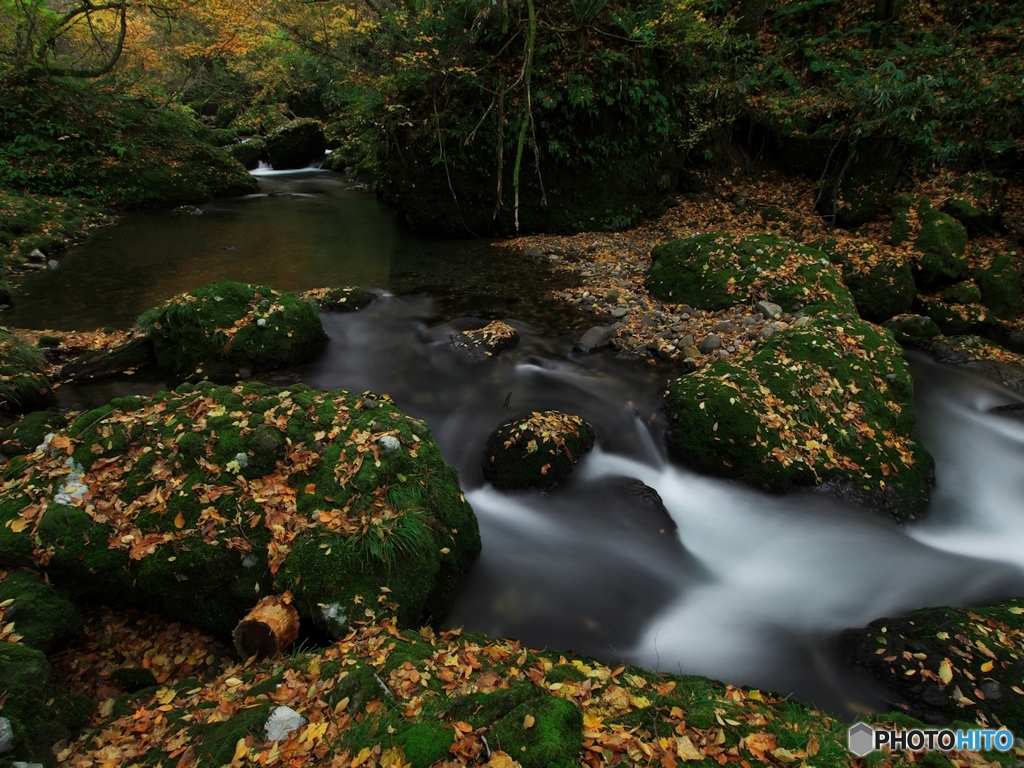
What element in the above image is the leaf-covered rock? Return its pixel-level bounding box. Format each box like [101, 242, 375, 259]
[0, 410, 64, 457]
[882, 314, 942, 349]
[482, 411, 595, 491]
[840, 598, 1024, 731]
[842, 247, 917, 322]
[299, 286, 376, 312]
[817, 146, 903, 228]
[915, 294, 999, 337]
[450, 321, 520, 361]
[647, 233, 855, 315]
[0, 382, 480, 635]
[0, 329, 55, 415]
[971, 252, 1023, 320]
[138, 281, 328, 382]
[893, 197, 969, 289]
[0, 568, 81, 653]
[663, 313, 933, 521]
[942, 172, 1006, 233]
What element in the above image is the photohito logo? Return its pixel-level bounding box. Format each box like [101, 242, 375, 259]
[847, 723, 1015, 756]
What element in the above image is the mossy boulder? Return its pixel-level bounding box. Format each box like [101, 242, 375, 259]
[915, 294, 999, 337]
[971, 252, 1023, 320]
[0, 642, 91, 766]
[882, 314, 942, 349]
[842, 248, 917, 322]
[299, 286, 376, 312]
[841, 597, 1024, 731]
[0, 569, 80, 653]
[817, 147, 903, 227]
[489, 693, 583, 768]
[227, 138, 267, 170]
[663, 313, 933, 521]
[482, 411, 595, 490]
[265, 119, 326, 170]
[893, 197, 969, 289]
[0, 410, 64, 456]
[942, 172, 1005, 233]
[228, 104, 290, 135]
[0, 382, 480, 635]
[450, 321, 520, 361]
[0, 330, 55, 415]
[138, 281, 328, 382]
[647, 233, 855, 315]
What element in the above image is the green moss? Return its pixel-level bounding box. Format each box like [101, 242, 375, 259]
[664, 313, 932, 520]
[447, 682, 547, 730]
[941, 279, 983, 305]
[396, 719, 454, 768]
[111, 667, 159, 692]
[914, 199, 969, 289]
[818, 147, 903, 228]
[0, 410, 64, 457]
[972, 252, 1023, 320]
[915, 295, 998, 336]
[140, 281, 328, 381]
[193, 703, 272, 766]
[300, 286, 376, 312]
[648, 233, 855, 314]
[489, 694, 583, 768]
[482, 411, 595, 491]
[0, 569, 80, 653]
[882, 314, 942, 349]
[843, 251, 917, 322]
[943, 172, 1005, 233]
[227, 137, 267, 170]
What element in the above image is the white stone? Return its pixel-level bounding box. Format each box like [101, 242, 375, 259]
[379, 435, 401, 453]
[265, 706, 306, 742]
[256, 318, 268, 328]
[0, 716, 13, 752]
[320, 602, 348, 638]
[233, 452, 249, 468]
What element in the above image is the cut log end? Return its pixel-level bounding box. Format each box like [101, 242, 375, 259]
[233, 596, 300, 660]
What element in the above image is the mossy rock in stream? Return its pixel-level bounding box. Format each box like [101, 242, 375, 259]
[138, 281, 328, 382]
[227, 137, 268, 170]
[299, 286, 376, 312]
[840, 597, 1024, 731]
[882, 314, 942, 349]
[482, 411, 595, 490]
[647, 233, 855, 315]
[0, 330, 56, 415]
[0, 568, 81, 653]
[663, 312, 933, 521]
[265, 119, 326, 170]
[0, 382, 480, 635]
[914, 294, 1000, 337]
[842, 248, 917, 322]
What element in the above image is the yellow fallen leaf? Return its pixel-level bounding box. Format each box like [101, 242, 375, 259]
[772, 748, 798, 763]
[677, 736, 704, 762]
[939, 659, 953, 684]
[8, 517, 28, 533]
[583, 712, 603, 730]
[1009, 607, 1024, 615]
[233, 738, 248, 761]
[981, 660, 995, 673]
[155, 687, 177, 705]
[523, 714, 535, 729]
[173, 512, 185, 529]
[487, 752, 520, 768]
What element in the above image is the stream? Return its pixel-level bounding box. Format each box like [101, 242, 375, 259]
[5, 169, 1024, 721]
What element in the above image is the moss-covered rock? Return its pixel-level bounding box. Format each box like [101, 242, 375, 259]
[227, 137, 267, 170]
[882, 314, 942, 349]
[647, 233, 855, 315]
[138, 281, 328, 382]
[489, 693, 583, 768]
[940, 279, 983, 305]
[841, 598, 1024, 730]
[971, 252, 1023, 320]
[842, 248, 917, 322]
[663, 313, 933, 520]
[0, 330, 55, 415]
[942, 172, 1006, 233]
[817, 146, 903, 227]
[482, 411, 595, 490]
[915, 294, 999, 336]
[0, 410, 64, 456]
[0, 641, 91, 766]
[265, 119, 326, 170]
[0, 569, 80, 653]
[450, 321, 520, 360]
[299, 286, 376, 312]
[0, 382, 480, 635]
[907, 198, 970, 289]
[228, 104, 291, 136]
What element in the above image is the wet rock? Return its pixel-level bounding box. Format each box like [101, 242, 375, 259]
[921, 335, 1024, 393]
[0, 716, 12, 753]
[482, 411, 595, 490]
[575, 326, 616, 353]
[840, 598, 1024, 730]
[27, 249, 45, 263]
[989, 403, 1024, 418]
[227, 137, 267, 170]
[697, 334, 721, 354]
[450, 321, 519, 360]
[754, 301, 782, 320]
[265, 119, 326, 170]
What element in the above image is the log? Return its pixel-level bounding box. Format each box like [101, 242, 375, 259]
[60, 337, 156, 382]
[233, 596, 300, 660]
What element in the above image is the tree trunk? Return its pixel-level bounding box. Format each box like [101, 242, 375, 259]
[233, 596, 300, 660]
[874, 0, 904, 21]
[734, 0, 769, 36]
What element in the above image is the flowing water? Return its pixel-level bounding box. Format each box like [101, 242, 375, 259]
[5, 170, 1024, 720]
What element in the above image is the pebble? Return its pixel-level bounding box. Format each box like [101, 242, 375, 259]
[265, 706, 306, 742]
[698, 334, 722, 354]
[611, 307, 628, 318]
[379, 435, 401, 453]
[755, 300, 783, 319]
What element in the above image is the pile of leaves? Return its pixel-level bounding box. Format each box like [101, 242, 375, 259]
[0, 381, 479, 635]
[450, 322, 520, 360]
[841, 598, 1024, 732]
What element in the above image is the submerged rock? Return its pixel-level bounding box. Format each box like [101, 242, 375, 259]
[0, 330, 55, 415]
[0, 382, 480, 634]
[138, 281, 328, 382]
[483, 411, 595, 490]
[450, 321, 519, 360]
[840, 597, 1024, 730]
[663, 313, 933, 521]
[647, 233, 855, 315]
[299, 286, 375, 312]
